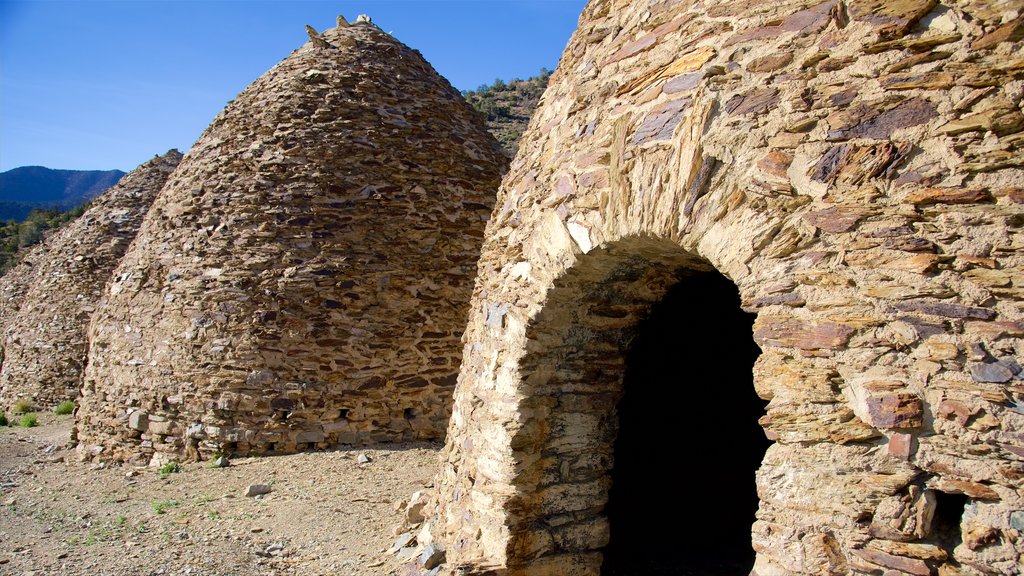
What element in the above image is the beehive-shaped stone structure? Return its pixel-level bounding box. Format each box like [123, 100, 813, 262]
[0, 151, 181, 411]
[75, 19, 506, 464]
[426, 1, 1024, 574]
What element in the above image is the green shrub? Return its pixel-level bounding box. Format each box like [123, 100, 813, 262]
[158, 461, 181, 478]
[0, 413, 8, 426]
[12, 398, 33, 415]
[19, 413, 38, 428]
[54, 400, 75, 415]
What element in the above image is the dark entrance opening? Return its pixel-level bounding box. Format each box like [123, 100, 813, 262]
[931, 491, 968, 556]
[601, 270, 769, 575]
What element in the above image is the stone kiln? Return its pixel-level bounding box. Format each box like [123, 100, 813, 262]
[75, 19, 507, 464]
[0, 151, 181, 411]
[427, 0, 1024, 574]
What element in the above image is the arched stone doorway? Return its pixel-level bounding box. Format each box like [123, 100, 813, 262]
[602, 269, 768, 574]
[482, 238, 769, 575]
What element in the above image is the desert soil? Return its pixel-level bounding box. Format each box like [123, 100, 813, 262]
[0, 413, 440, 576]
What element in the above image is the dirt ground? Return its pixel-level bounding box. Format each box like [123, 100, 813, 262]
[0, 413, 441, 576]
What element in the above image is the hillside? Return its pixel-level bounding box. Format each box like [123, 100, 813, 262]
[0, 206, 88, 273]
[0, 166, 125, 221]
[462, 69, 551, 156]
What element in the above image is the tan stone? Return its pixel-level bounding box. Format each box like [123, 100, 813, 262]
[0, 151, 180, 410]
[426, 1, 1024, 573]
[74, 23, 506, 464]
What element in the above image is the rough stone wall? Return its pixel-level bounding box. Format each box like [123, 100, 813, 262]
[430, 1, 1024, 574]
[0, 151, 181, 410]
[75, 20, 507, 465]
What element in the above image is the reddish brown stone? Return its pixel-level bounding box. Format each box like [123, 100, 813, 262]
[748, 292, 806, 309]
[724, 0, 836, 46]
[604, 35, 658, 66]
[851, 547, 930, 576]
[725, 87, 780, 116]
[802, 206, 864, 233]
[827, 98, 937, 141]
[811, 142, 912, 184]
[577, 170, 608, 189]
[972, 16, 1024, 51]
[866, 32, 962, 54]
[747, 53, 794, 73]
[848, 0, 938, 38]
[888, 433, 914, 459]
[937, 399, 979, 427]
[929, 478, 1000, 500]
[880, 72, 955, 91]
[904, 187, 993, 205]
[882, 236, 936, 253]
[758, 150, 793, 179]
[753, 319, 855, 350]
[631, 97, 692, 144]
[865, 393, 922, 429]
[604, 13, 695, 65]
[892, 300, 996, 320]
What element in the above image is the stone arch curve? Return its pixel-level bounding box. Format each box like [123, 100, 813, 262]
[502, 234, 770, 574]
[432, 0, 1024, 574]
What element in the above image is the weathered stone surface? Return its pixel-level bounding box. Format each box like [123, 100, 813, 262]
[243, 484, 272, 497]
[753, 318, 855, 350]
[827, 99, 937, 141]
[849, 0, 937, 37]
[75, 22, 506, 464]
[0, 151, 180, 410]
[415, 1, 1024, 574]
[892, 300, 996, 320]
[905, 187, 993, 205]
[969, 362, 1014, 383]
[971, 16, 1024, 50]
[810, 142, 913, 185]
[725, 88, 779, 116]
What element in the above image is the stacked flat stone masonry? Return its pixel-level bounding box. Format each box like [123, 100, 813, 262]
[0, 151, 181, 410]
[75, 19, 507, 465]
[426, 1, 1024, 574]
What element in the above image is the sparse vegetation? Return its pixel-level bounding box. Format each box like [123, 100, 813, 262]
[12, 398, 34, 415]
[151, 499, 180, 515]
[19, 413, 38, 427]
[462, 69, 552, 156]
[158, 461, 181, 478]
[54, 400, 75, 415]
[0, 204, 90, 273]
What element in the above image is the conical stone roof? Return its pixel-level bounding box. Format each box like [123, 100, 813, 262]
[76, 19, 507, 464]
[0, 150, 181, 411]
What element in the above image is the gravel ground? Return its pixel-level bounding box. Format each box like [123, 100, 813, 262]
[0, 413, 440, 576]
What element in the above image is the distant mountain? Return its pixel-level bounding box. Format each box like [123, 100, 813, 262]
[462, 69, 552, 156]
[0, 166, 125, 221]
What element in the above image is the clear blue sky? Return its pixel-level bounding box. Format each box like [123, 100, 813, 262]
[0, 0, 587, 172]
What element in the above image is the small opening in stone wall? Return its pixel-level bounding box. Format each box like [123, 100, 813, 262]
[931, 490, 968, 554]
[265, 442, 276, 452]
[403, 407, 415, 420]
[601, 270, 768, 576]
[224, 441, 238, 454]
[338, 408, 350, 420]
[305, 442, 317, 451]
